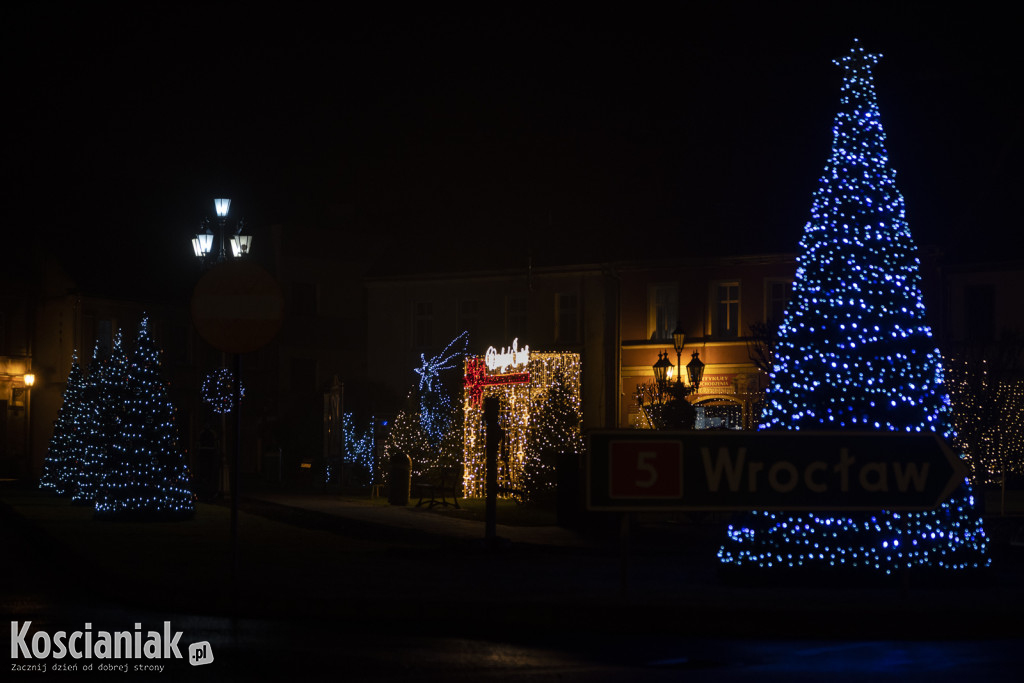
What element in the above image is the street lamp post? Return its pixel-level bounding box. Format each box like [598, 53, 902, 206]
[672, 324, 686, 386]
[192, 198, 252, 266]
[686, 350, 706, 394]
[652, 352, 674, 401]
[19, 373, 34, 478]
[189, 197, 252, 610]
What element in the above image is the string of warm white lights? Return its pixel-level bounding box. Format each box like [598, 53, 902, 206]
[462, 352, 581, 499]
[719, 40, 989, 573]
[946, 356, 1024, 485]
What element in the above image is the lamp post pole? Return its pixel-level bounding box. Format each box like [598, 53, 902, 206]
[652, 352, 673, 404]
[672, 324, 685, 387]
[687, 350, 705, 395]
[23, 373, 34, 479]
[190, 198, 254, 609]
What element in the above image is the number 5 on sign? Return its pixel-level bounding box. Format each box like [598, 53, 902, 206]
[609, 441, 683, 499]
[636, 452, 658, 487]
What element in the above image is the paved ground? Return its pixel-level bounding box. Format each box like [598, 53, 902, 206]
[241, 490, 591, 546]
[3, 481, 1024, 640]
[4, 482, 1024, 681]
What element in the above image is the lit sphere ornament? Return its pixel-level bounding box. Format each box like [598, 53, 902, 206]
[202, 368, 245, 414]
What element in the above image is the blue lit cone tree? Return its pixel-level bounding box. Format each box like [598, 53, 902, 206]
[71, 340, 123, 505]
[95, 317, 194, 520]
[719, 40, 989, 574]
[40, 353, 86, 496]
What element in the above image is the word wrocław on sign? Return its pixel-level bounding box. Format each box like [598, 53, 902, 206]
[587, 431, 969, 512]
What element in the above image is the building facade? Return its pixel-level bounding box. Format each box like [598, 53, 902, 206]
[365, 253, 798, 434]
[366, 261, 617, 430]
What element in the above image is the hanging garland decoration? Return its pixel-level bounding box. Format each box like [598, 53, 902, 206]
[202, 368, 245, 414]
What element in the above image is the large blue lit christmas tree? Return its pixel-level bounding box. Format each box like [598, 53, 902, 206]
[95, 317, 194, 519]
[719, 40, 989, 574]
[40, 353, 86, 496]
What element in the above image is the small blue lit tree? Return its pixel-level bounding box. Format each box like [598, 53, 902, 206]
[40, 353, 86, 496]
[719, 40, 989, 574]
[95, 317, 194, 520]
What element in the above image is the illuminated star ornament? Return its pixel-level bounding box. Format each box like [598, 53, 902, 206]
[415, 331, 469, 393]
[415, 331, 469, 443]
[718, 40, 989, 575]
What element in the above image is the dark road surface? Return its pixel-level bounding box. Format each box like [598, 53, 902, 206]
[3, 490, 1022, 682]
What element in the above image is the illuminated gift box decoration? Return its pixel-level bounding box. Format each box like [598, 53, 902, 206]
[462, 339, 581, 498]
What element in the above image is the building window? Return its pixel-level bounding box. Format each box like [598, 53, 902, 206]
[507, 296, 527, 340]
[965, 284, 995, 343]
[458, 299, 479, 348]
[556, 293, 579, 344]
[413, 301, 433, 348]
[648, 284, 678, 341]
[712, 282, 740, 338]
[765, 279, 794, 325]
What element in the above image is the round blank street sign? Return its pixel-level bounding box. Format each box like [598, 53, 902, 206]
[191, 261, 284, 354]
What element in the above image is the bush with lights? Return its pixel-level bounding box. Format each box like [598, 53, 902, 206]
[94, 317, 194, 520]
[40, 353, 86, 497]
[338, 412, 377, 485]
[719, 40, 989, 575]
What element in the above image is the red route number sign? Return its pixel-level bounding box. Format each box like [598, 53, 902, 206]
[608, 441, 683, 499]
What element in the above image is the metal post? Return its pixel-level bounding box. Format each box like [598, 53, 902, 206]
[484, 397, 501, 543]
[620, 513, 631, 596]
[231, 352, 241, 608]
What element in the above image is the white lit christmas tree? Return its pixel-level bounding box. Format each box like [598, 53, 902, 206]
[95, 317, 194, 520]
[719, 40, 989, 573]
[40, 353, 86, 496]
[71, 340, 124, 505]
[524, 365, 584, 500]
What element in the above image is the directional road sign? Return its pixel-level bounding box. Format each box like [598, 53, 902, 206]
[586, 430, 970, 512]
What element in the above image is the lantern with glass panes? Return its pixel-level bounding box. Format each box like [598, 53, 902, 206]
[191, 198, 253, 267]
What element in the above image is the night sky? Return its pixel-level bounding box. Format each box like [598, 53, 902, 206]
[8, 4, 1020, 297]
